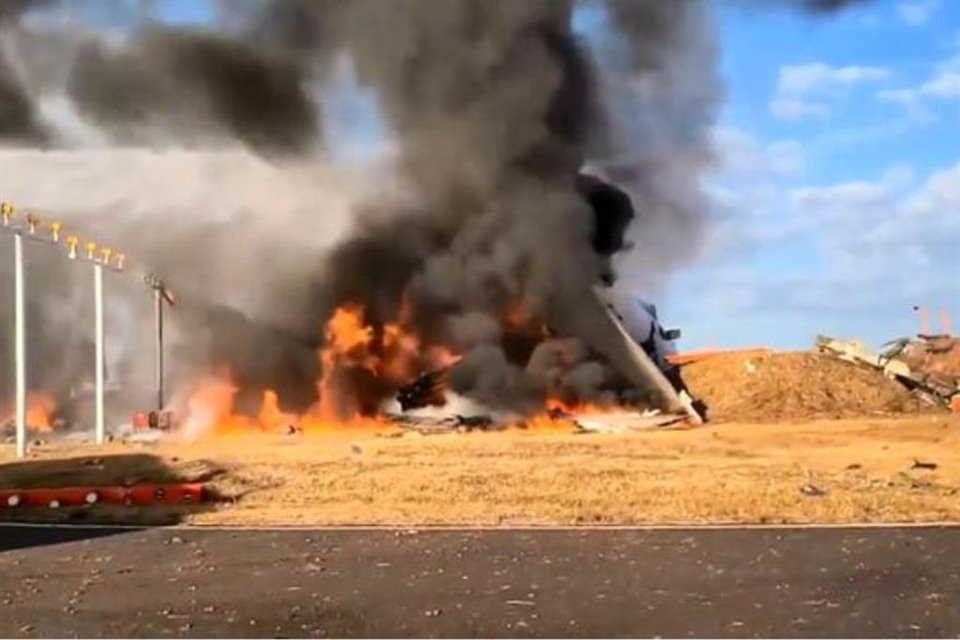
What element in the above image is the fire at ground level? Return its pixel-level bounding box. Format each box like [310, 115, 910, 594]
[0, 413, 957, 526]
[1, 350, 958, 526]
[8, 175, 958, 441]
[3, 172, 959, 524]
[2, 174, 711, 439]
[4, 334, 957, 439]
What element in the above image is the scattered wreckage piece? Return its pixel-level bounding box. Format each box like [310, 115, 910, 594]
[561, 410, 687, 433]
[588, 286, 704, 424]
[385, 407, 688, 435]
[396, 368, 450, 412]
[883, 334, 960, 392]
[816, 334, 960, 410]
[384, 412, 504, 434]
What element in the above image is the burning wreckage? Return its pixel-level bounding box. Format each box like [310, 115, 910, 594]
[2, 174, 703, 441]
[4, 1, 949, 444]
[391, 174, 705, 432]
[0, 0, 728, 440]
[188, 173, 704, 436]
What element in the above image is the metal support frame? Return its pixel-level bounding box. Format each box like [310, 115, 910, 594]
[144, 273, 175, 414]
[13, 232, 26, 458]
[94, 262, 105, 445]
[154, 287, 164, 411]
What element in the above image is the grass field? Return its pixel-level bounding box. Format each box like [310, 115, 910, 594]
[1, 414, 958, 525]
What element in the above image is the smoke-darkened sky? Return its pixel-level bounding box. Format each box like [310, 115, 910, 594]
[1, 0, 722, 417]
[2, 0, 958, 356]
[152, 0, 959, 351]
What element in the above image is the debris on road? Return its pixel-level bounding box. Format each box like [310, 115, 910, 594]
[506, 599, 536, 607]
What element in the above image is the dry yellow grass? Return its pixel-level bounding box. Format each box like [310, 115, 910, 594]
[1, 414, 958, 525]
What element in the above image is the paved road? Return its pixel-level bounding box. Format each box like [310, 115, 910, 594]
[1, 525, 958, 638]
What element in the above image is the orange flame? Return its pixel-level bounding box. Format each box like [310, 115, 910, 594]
[502, 299, 549, 339]
[257, 389, 297, 432]
[177, 294, 643, 438]
[545, 397, 619, 415]
[1, 392, 57, 431]
[317, 303, 378, 420]
[425, 345, 463, 369]
[26, 394, 56, 431]
[180, 374, 260, 438]
[184, 300, 467, 436]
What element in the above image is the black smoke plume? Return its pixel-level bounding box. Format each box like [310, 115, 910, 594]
[0, 0, 865, 425]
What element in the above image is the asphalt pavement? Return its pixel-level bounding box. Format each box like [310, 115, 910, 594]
[1, 525, 958, 638]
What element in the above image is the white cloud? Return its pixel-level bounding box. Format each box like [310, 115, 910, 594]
[769, 97, 830, 121]
[876, 88, 919, 105]
[771, 63, 891, 121]
[875, 55, 960, 113]
[897, 0, 941, 26]
[766, 141, 807, 176]
[683, 160, 960, 316]
[905, 163, 960, 216]
[920, 69, 960, 98]
[790, 181, 888, 217]
[700, 128, 811, 259]
[712, 127, 807, 179]
[668, 159, 960, 348]
[882, 164, 917, 192]
[791, 163, 960, 288]
[777, 63, 891, 96]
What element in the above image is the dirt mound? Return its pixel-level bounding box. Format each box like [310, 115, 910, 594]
[681, 351, 932, 423]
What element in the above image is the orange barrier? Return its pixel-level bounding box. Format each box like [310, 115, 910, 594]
[1, 483, 205, 509]
[667, 348, 773, 366]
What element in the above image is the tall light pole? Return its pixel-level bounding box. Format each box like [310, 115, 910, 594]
[1, 201, 126, 458]
[3, 204, 27, 458]
[92, 245, 105, 445]
[154, 284, 163, 412]
[14, 231, 25, 458]
[144, 273, 175, 414]
[71, 238, 123, 444]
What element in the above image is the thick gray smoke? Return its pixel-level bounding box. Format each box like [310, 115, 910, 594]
[0, 0, 864, 424]
[67, 28, 319, 154]
[218, 0, 720, 414]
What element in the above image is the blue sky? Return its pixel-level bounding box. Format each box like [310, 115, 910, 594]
[86, 0, 960, 351]
[664, 0, 960, 350]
